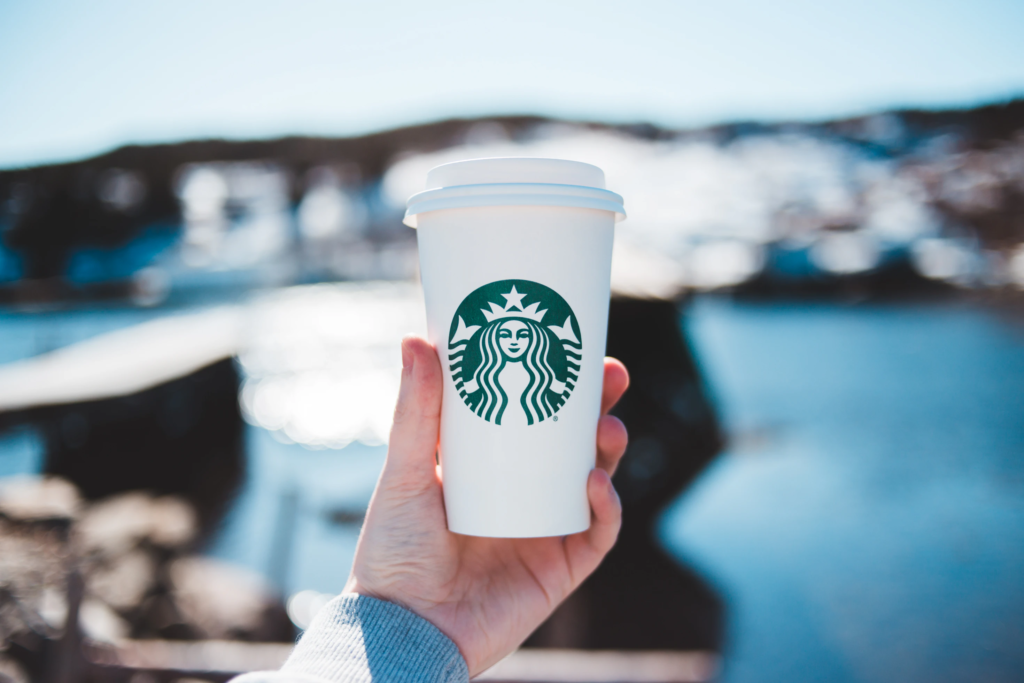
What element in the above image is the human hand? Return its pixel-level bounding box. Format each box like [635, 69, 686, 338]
[344, 336, 629, 676]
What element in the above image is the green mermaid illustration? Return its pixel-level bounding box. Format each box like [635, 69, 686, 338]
[448, 280, 582, 426]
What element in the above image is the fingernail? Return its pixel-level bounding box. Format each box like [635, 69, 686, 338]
[402, 339, 414, 370]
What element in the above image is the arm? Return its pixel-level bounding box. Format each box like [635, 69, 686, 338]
[231, 594, 467, 683]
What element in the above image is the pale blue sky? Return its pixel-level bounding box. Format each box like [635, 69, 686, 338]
[1, 0, 1023, 169]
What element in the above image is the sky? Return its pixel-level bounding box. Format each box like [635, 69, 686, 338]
[1, 0, 1023, 169]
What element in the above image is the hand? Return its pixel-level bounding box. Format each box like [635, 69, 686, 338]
[344, 336, 629, 676]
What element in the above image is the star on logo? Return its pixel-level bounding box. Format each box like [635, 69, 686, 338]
[501, 285, 527, 311]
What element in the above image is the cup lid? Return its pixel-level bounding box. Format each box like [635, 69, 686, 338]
[404, 157, 626, 228]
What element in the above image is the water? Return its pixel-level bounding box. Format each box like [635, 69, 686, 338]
[207, 428, 385, 594]
[661, 299, 1024, 682]
[2, 297, 1023, 680]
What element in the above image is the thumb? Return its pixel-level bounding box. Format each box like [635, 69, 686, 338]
[384, 336, 444, 483]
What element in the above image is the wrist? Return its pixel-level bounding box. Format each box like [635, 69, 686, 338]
[343, 578, 453, 654]
[343, 576, 413, 616]
[341, 576, 382, 601]
[285, 593, 469, 682]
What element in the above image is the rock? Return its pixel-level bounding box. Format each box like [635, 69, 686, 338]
[78, 598, 130, 645]
[76, 492, 196, 557]
[0, 655, 29, 683]
[86, 548, 156, 612]
[0, 476, 80, 523]
[0, 478, 77, 644]
[168, 557, 291, 641]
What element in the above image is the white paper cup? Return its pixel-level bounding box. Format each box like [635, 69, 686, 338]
[406, 158, 626, 537]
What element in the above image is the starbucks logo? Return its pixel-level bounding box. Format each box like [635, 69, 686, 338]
[448, 279, 582, 426]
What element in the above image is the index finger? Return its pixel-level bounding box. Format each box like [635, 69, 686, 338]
[601, 358, 629, 416]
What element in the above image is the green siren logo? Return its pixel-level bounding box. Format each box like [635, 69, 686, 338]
[448, 279, 582, 426]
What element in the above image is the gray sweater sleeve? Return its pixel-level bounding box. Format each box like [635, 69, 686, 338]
[231, 594, 469, 683]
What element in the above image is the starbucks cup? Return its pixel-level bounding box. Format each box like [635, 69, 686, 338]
[405, 157, 626, 537]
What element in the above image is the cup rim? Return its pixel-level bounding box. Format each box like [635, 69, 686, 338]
[404, 182, 626, 228]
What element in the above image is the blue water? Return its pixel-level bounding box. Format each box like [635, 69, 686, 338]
[207, 428, 385, 594]
[2, 298, 1023, 681]
[661, 299, 1024, 682]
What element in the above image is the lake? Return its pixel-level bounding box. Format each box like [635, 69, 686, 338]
[2, 296, 1023, 681]
[664, 298, 1024, 682]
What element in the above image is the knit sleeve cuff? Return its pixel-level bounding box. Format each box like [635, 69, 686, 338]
[274, 593, 469, 683]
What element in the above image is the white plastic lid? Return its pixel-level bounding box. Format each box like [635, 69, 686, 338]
[404, 157, 626, 228]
